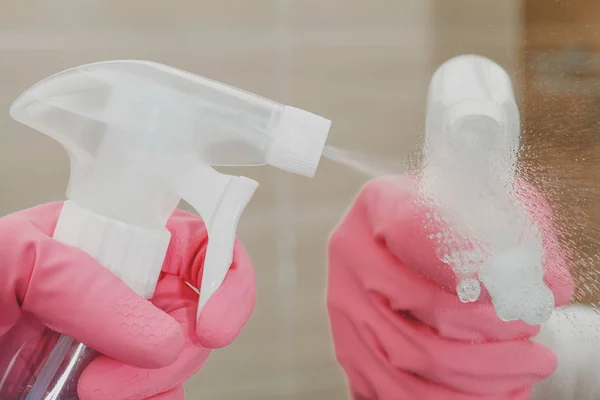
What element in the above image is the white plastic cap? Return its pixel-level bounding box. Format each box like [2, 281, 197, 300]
[426, 54, 520, 150]
[266, 106, 331, 178]
[53, 200, 172, 299]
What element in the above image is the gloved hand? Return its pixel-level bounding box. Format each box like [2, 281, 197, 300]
[327, 175, 574, 400]
[0, 202, 256, 400]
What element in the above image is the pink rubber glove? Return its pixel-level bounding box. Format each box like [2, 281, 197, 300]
[327, 175, 573, 400]
[0, 202, 256, 400]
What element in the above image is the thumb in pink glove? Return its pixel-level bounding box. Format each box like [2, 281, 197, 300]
[327, 175, 573, 400]
[0, 202, 256, 400]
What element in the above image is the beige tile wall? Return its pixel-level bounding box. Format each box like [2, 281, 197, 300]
[0, 1, 520, 398]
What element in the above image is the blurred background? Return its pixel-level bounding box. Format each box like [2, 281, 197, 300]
[0, 0, 599, 398]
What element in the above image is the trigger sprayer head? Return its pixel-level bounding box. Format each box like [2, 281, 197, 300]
[9, 59, 331, 317]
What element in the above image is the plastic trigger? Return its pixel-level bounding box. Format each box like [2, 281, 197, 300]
[177, 163, 258, 319]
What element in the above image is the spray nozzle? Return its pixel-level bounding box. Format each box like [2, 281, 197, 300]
[449, 114, 501, 153]
[425, 54, 519, 162]
[267, 106, 332, 178]
[10, 59, 331, 314]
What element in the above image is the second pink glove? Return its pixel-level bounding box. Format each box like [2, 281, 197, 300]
[327, 175, 573, 400]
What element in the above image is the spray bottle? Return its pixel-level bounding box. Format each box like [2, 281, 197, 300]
[0, 60, 331, 399]
[421, 54, 555, 325]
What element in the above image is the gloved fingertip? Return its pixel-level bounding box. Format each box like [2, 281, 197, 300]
[142, 315, 186, 368]
[195, 276, 255, 349]
[96, 294, 186, 369]
[79, 358, 160, 400]
[77, 359, 117, 400]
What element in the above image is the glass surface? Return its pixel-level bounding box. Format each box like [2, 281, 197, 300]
[0, 1, 599, 399]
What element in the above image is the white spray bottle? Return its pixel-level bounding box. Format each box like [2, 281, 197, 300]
[421, 54, 555, 325]
[5, 60, 331, 399]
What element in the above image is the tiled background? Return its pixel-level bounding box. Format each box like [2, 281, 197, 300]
[6, 1, 595, 399]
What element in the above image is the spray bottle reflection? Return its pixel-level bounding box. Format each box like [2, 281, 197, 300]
[419, 55, 555, 325]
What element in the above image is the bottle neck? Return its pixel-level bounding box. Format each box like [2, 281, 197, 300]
[53, 200, 172, 298]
